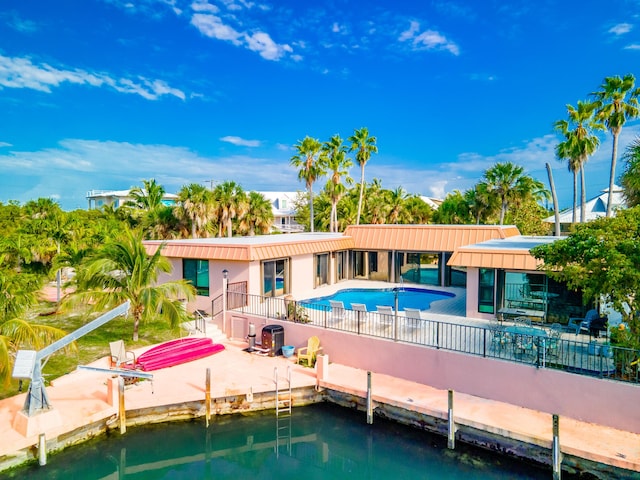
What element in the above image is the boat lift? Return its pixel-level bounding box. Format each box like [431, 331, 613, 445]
[12, 302, 131, 417]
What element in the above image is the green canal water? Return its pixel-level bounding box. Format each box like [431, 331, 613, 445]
[6, 403, 578, 479]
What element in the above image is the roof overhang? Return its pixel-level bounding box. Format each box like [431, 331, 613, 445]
[448, 236, 560, 271]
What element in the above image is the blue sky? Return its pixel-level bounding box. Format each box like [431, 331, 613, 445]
[1, 0, 639, 211]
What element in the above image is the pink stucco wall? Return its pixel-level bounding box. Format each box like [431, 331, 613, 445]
[225, 312, 640, 434]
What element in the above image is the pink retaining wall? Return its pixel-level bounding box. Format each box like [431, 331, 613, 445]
[227, 313, 640, 434]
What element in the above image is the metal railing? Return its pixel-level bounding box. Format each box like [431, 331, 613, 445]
[231, 292, 640, 385]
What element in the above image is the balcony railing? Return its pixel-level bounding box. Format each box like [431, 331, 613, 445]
[229, 292, 640, 385]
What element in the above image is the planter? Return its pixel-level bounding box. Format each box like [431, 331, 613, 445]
[282, 345, 295, 358]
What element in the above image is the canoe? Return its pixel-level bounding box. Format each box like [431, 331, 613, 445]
[137, 337, 224, 371]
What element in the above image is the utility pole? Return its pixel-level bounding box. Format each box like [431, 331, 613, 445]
[203, 179, 216, 190]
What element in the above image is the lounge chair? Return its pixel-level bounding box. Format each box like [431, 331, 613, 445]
[329, 300, 346, 322]
[109, 340, 136, 369]
[404, 308, 422, 327]
[351, 303, 368, 320]
[568, 309, 608, 337]
[297, 336, 322, 367]
[376, 305, 394, 327]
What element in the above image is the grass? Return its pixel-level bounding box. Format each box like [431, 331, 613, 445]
[1, 302, 186, 401]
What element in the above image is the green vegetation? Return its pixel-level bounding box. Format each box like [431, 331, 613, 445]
[532, 206, 640, 348]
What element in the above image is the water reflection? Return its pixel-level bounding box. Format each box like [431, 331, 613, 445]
[7, 404, 576, 479]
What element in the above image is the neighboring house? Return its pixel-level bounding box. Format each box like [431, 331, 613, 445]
[86, 189, 178, 210]
[258, 191, 304, 233]
[419, 195, 442, 210]
[544, 185, 626, 233]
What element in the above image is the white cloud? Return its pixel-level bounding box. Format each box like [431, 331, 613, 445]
[624, 44, 640, 50]
[0, 55, 186, 100]
[0, 142, 12, 148]
[398, 21, 460, 56]
[0, 139, 300, 209]
[245, 31, 292, 60]
[190, 0, 219, 13]
[609, 23, 633, 36]
[190, 12, 293, 61]
[220, 135, 261, 147]
[190, 13, 243, 44]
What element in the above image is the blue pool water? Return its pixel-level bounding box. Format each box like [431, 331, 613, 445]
[301, 287, 455, 312]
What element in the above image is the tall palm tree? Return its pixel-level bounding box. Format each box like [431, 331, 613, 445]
[554, 135, 581, 224]
[483, 162, 548, 225]
[592, 74, 640, 216]
[465, 182, 498, 224]
[554, 101, 603, 222]
[175, 183, 214, 239]
[241, 191, 274, 236]
[70, 229, 195, 341]
[212, 181, 247, 238]
[322, 135, 353, 232]
[387, 186, 409, 224]
[290, 136, 325, 232]
[348, 127, 378, 225]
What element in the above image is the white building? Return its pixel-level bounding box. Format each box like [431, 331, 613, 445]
[544, 185, 626, 232]
[86, 189, 178, 210]
[258, 191, 304, 233]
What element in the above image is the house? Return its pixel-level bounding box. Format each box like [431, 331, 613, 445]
[86, 189, 178, 210]
[257, 191, 304, 233]
[144, 224, 582, 322]
[544, 185, 626, 233]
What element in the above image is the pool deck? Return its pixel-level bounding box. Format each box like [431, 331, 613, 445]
[0, 339, 638, 476]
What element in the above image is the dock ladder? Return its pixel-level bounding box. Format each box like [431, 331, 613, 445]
[274, 366, 292, 457]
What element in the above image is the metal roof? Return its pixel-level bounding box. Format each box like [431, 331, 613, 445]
[343, 224, 521, 251]
[144, 233, 354, 261]
[448, 236, 560, 270]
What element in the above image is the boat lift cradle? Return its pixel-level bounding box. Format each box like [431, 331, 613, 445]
[11, 301, 143, 417]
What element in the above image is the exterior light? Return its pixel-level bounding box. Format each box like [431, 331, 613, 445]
[222, 269, 229, 279]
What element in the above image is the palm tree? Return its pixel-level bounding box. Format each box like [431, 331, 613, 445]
[348, 127, 378, 225]
[175, 183, 214, 239]
[387, 186, 409, 224]
[592, 74, 640, 216]
[212, 181, 247, 238]
[0, 262, 68, 383]
[554, 135, 581, 224]
[482, 162, 548, 225]
[465, 182, 498, 224]
[621, 136, 640, 207]
[554, 101, 603, 222]
[290, 136, 325, 232]
[128, 179, 166, 212]
[241, 191, 274, 236]
[69, 229, 195, 341]
[322, 135, 353, 232]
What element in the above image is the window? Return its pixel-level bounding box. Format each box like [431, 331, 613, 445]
[315, 253, 329, 287]
[263, 258, 289, 297]
[478, 268, 495, 314]
[183, 259, 210, 296]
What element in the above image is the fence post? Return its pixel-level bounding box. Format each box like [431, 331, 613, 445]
[222, 269, 228, 336]
[38, 433, 46, 466]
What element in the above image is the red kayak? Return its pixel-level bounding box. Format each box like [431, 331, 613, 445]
[137, 337, 225, 371]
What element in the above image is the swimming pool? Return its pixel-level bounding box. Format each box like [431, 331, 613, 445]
[301, 287, 455, 312]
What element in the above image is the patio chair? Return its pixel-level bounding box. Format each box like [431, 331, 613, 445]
[513, 316, 531, 326]
[351, 303, 368, 320]
[297, 336, 322, 367]
[403, 308, 422, 328]
[376, 305, 394, 321]
[109, 340, 136, 369]
[568, 309, 607, 336]
[489, 321, 507, 353]
[329, 300, 346, 323]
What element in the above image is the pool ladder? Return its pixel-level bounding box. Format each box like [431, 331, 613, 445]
[274, 366, 292, 457]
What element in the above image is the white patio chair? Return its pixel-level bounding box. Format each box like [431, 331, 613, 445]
[329, 300, 346, 323]
[403, 308, 422, 329]
[351, 303, 368, 320]
[376, 305, 395, 328]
